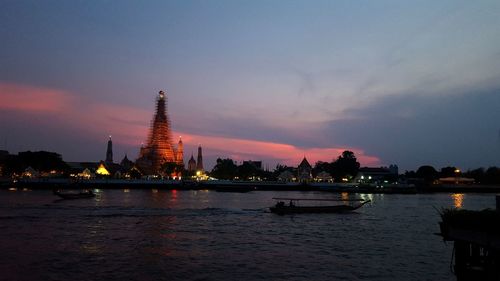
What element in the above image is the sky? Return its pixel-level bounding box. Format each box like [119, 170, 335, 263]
[1, 0, 500, 171]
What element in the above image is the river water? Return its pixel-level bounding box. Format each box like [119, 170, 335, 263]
[0, 189, 495, 281]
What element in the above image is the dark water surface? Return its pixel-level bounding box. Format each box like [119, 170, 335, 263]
[0, 189, 495, 281]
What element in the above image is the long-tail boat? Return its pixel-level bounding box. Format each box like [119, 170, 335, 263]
[270, 198, 370, 215]
[53, 189, 95, 199]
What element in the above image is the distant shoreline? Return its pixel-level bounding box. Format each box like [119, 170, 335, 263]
[2, 178, 500, 194]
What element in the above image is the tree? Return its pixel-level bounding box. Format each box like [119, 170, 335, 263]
[440, 166, 457, 178]
[17, 151, 69, 172]
[238, 161, 259, 180]
[272, 164, 296, 180]
[161, 162, 184, 178]
[484, 167, 500, 184]
[1, 154, 24, 176]
[210, 158, 238, 180]
[331, 150, 360, 181]
[404, 170, 417, 178]
[464, 168, 485, 183]
[313, 161, 332, 177]
[416, 165, 438, 184]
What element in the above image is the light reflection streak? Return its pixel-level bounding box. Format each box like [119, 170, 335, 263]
[341, 192, 349, 201]
[452, 193, 464, 208]
[163, 189, 180, 208]
[359, 193, 373, 202]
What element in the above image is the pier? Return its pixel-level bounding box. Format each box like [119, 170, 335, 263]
[439, 195, 500, 281]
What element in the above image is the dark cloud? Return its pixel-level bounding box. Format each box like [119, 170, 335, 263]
[320, 87, 500, 170]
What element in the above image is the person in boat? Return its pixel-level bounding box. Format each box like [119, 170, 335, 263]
[276, 201, 285, 208]
[289, 200, 294, 207]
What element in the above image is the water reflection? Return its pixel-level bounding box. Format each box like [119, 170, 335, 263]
[341, 192, 349, 201]
[92, 189, 102, 202]
[451, 193, 464, 208]
[359, 193, 374, 202]
[1, 190, 496, 281]
[81, 219, 105, 255]
[170, 189, 178, 203]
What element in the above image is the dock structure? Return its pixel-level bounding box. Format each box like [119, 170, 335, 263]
[439, 196, 500, 281]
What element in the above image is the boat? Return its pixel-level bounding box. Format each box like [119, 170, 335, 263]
[53, 189, 95, 199]
[269, 198, 370, 215]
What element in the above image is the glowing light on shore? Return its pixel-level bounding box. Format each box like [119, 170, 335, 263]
[96, 163, 110, 176]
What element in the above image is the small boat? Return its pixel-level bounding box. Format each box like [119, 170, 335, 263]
[53, 189, 95, 199]
[270, 198, 370, 215]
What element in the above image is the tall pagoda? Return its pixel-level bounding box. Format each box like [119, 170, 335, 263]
[136, 91, 183, 175]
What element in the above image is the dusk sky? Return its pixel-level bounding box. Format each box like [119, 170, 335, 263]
[1, 0, 500, 171]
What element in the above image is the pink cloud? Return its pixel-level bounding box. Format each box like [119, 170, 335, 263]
[74, 103, 151, 145]
[174, 132, 381, 167]
[0, 82, 382, 167]
[0, 82, 75, 112]
[0, 82, 151, 145]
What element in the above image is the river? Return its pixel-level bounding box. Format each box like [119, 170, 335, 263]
[0, 189, 495, 281]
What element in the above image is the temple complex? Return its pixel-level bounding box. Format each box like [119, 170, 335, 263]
[297, 157, 312, 182]
[136, 91, 184, 175]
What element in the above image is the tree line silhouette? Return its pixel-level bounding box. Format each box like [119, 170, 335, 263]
[1, 150, 500, 184]
[405, 165, 500, 184]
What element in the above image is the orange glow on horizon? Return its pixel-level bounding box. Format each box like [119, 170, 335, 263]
[172, 132, 381, 167]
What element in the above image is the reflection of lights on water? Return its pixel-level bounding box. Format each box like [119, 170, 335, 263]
[22, 188, 29, 191]
[360, 193, 373, 201]
[169, 189, 178, 203]
[152, 189, 158, 193]
[93, 189, 102, 202]
[123, 189, 130, 193]
[341, 192, 349, 201]
[452, 193, 464, 208]
[81, 244, 101, 254]
[8, 187, 17, 191]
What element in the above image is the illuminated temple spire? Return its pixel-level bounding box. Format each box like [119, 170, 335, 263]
[187, 153, 196, 172]
[136, 90, 176, 174]
[105, 136, 113, 164]
[196, 145, 204, 172]
[176, 136, 184, 167]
